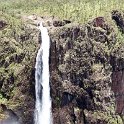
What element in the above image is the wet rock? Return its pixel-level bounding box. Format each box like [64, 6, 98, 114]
[0, 104, 19, 123]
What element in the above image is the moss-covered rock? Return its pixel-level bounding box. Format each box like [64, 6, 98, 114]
[0, 15, 39, 123]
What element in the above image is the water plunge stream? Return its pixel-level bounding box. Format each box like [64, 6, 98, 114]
[35, 22, 52, 124]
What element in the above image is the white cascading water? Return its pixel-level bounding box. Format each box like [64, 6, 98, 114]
[35, 22, 52, 124]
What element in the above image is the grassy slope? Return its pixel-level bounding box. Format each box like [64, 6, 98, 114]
[0, 0, 124, 23]
[1, 0, 124, 39]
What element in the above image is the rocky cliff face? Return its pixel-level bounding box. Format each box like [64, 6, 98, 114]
[49, 17, 123, 124]
[0, 11, 124, 124]
[0, 19, 39, 123]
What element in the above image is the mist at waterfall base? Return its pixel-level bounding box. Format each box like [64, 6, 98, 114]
[0, 116, 19, 124]
[0, 120, 19, 124]
[34, 22, 52, 124]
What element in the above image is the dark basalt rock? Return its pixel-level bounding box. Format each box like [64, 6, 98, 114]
[61, 92, 74, 106]
[112, 10, 124, 33]
[0, 20, 7, 30]
[49, 18, 122, 123]
[110, 44, 124, 115]
[53, 20, 71, 27]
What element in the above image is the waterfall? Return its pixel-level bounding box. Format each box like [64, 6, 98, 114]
[35, 22, 52, 124]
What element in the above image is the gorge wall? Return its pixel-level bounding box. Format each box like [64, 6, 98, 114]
[0, 21, 39, 123]
[0, 11, 124, 124]
[49, 17, 122, 124]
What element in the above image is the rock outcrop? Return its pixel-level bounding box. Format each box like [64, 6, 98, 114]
[112, 10, 124, 33]
[0, 20, 7, 30]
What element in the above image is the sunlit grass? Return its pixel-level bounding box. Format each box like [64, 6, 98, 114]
[0, 1, 123, 29]
[0, 0, 124, 23]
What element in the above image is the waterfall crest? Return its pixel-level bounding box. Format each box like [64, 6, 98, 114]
[35, 22, 52, 124]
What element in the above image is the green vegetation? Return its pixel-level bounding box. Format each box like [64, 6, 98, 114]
[84, 110, 123, 124]
[0, 93, 7, 103]
[0, 0, 124, 23]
